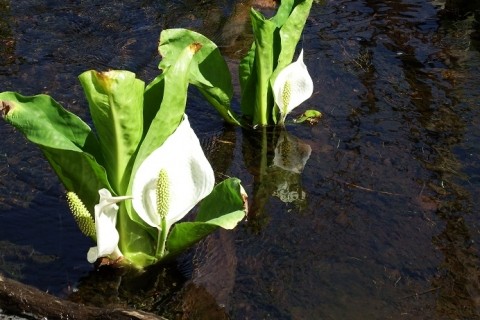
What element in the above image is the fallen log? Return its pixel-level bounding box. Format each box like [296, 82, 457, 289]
[0, 273, 166, 320]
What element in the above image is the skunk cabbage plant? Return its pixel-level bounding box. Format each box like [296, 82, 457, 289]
[157, 0, 317, 127]
[0, 42, 247, 268]
[240, 0, 315, 126]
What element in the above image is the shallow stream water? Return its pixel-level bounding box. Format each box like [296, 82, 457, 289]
[1, 0, 480, 319]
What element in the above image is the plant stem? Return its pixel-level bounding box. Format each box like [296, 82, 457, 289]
[156, 218, 168, 258]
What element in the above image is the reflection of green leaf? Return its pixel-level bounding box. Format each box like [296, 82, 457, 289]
[0, 92, 110, 212]
[164, 178, 246, 258]
[158, 29, 242, 126]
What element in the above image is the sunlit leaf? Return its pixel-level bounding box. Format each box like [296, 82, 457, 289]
[164, 178, 246, 258]
[158, 28, 242, 126]
[0, 92, 110, 212]
[79, 70, 144, 194]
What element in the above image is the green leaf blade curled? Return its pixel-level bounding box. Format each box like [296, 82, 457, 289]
[135, 43, 199, 176]
[249, 8, 278, 126]
[158, 28, 242, 126]
[79, 70, 145, 194]
[239, 42, 257, 121]
[164, 178, 246, 259]
[124, 43, 201, 231]
[0, 92, 111, 212]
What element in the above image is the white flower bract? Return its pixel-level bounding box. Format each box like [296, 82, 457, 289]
[132, 114, 215, 230]
[87, 188, 131, 263]
[273, 49, 314, 123]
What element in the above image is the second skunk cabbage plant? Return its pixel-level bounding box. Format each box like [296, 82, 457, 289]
[241, 0, 315, 127]
[157, 0, 318, 127]
[241, 0, 317, 126]
[0, 42, 247, 269]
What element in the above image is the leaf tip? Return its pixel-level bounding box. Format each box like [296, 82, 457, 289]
[190, 42, 202, 54]
[240, 185, 249, 215]
[0, 101, 14, 118]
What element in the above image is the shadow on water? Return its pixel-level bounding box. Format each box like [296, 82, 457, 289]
[1, 0, 480, 319]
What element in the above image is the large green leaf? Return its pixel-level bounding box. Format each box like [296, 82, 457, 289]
[143, 72, 166, 138]
[117, 202, 157, 267]
[79, 70, 144, 194]
[271, 0, 313, 82]
[239, 42, 257, 120]
[158, 28, 242, 126]
[0, 92, 110, 212]
[122, 44, 199, 248]
[137, 44, 199, 167]
[164, 178, 246, 258]
[250, 9, 277, 126]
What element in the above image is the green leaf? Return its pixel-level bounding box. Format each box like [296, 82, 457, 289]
[79, 70, 145, 194]
[0, 92, 110, 212]
[158, 28, 242, 126]
[249, 9, 277, 126]
[272, 0, 313, 81]
[117, 203, 158, 267]
[134, 44, 198, 180]
[239, 42, 257, 120]
[143, 72, 166, 136]
[164, 178, 246, 258]
[293, 109, 322, 124]
[117, 43, 203, 264]
[124, 43, 200, 230]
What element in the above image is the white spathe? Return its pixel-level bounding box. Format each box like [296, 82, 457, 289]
[273, 49, 314, 123]
[87, 188, 131, 263]
[132, 114, 215, 230]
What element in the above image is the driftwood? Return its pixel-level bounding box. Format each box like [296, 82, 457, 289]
[0, 273, 166, 320]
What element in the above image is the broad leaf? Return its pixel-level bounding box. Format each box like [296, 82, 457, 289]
[158, 28, 242, 126]
[79, 70, 144, 194]
[249, 9, 277, 126]
[118, 43, 204, 265]
[165, 178, 246, 258]
[239, 43, 257, 120]
[0, 92, 110, 212]
[271, 0, 313, 82]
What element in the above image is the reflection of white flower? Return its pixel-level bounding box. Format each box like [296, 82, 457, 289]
[87, 188, 131, 263]
[273, 130, 312, 174]
[270, 130, 311, 205]
[273, 181, 306, 203]
[273, 49, 314, 124]
[132, 114, 215, 230]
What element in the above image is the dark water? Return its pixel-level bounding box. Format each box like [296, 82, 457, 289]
[1, 0, 480, 319]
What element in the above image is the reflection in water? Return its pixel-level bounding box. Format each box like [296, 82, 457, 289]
[273, 129, 312, 174]
[242, 127, 311, 230]
[333, 0, 480, 318]
[430, 2, 480, 316]
[164, 0, 278, 59]
[0, 0, 15, 67]
[1, 0, 480, 318]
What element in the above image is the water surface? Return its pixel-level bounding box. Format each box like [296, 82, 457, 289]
[1, 0, 480, 319]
